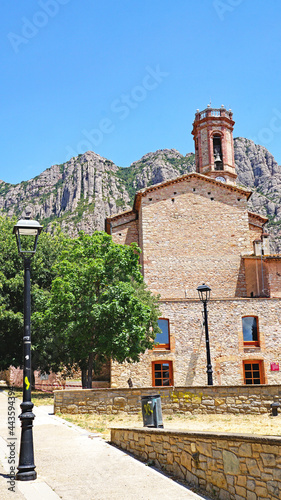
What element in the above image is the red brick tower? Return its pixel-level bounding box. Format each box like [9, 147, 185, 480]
[191, 105, 236, 184]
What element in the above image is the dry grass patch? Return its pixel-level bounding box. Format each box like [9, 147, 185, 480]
[56, 412, 143, 439]
[3, 387, 54, 407]
[5, 387, 281, 440]
[55, 411, 281, 440]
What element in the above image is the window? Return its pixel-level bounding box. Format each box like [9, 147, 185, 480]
[242, 316, 259, 346]
[243, 360, 264, 385]
[152, 361, 173, 387]
[154, 319, 170, 349]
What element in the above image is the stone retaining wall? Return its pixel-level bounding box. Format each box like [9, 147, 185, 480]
[111, 427, 281, 499]
[54, 385, 281, 415]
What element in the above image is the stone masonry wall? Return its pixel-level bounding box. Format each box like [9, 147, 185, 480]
[54, 385, 281, 415]
[111, 298, 281, 387]
[266, 259, 281, 298]
[111, 427, 281, 499]
[244, 258, 281, 299]
[111, 219, 139, 247]
[244, 259, 266, 298]
[249, 224, 263, 247]
[139, 176, 252, 299]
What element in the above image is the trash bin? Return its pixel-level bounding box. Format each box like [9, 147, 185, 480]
[141, 394, 163, 428]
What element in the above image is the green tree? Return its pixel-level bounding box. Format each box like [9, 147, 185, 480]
[38, 231, 160, 387]
[0, 215, 69, 372]
[0, 216, 24, 369]
[0, 217, 160, 387]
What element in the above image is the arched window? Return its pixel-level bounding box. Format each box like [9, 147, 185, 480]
[242, 316, 259, 346]
[213, 134, 223, 170]
[154, 319, 170, 349]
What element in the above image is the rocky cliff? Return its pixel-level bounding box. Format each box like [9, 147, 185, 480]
[235, 138, 281, 251]
[1, 138, 281, 251]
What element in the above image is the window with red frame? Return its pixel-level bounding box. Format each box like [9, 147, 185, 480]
[242, 316, 259, 347]
[154, 319, 170, 349]
[243, 360, 264, 385]
[152, 361, 173, 387]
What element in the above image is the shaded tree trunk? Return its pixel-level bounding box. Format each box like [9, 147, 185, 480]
[87, 352, 93, 388]
[31, 368, 35, 390]
[81, 368, 87, 389]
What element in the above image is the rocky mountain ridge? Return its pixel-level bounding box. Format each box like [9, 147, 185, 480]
[1, 138, 281, 251]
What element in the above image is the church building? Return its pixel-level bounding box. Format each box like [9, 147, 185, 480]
[106, 106, 281, 388]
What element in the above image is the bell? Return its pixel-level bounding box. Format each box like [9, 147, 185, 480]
[214, 151, 222, 163]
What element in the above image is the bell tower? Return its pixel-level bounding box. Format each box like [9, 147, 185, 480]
[191, 105, 237, 184]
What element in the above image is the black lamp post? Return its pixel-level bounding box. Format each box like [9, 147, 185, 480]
[197, 283, 213, 386]
[13, 217, 43, 481]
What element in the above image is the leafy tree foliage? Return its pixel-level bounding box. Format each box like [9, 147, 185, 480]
[0, 216, 160, 387]
[37, 231, 160, 387]
[0, 216, 69, 371]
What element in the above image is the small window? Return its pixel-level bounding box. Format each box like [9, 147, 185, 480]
[242, 316, 259, 346]
[152, 361, 173, 387]
[154, 319, 170, 349]
[243, 360, 264, 385]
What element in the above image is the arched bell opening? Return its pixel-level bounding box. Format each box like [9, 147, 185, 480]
[213, 134, 223, 170]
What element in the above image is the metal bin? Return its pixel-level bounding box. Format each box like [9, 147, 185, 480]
[141, 394, 163, 428]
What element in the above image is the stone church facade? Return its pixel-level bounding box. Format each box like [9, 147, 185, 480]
[106, 106, 281, 388]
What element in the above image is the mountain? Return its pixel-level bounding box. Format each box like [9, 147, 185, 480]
[235, 138, 281, 252]
[1, 138, 281, 251]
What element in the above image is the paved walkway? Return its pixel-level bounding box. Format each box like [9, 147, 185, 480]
[0, 391, 210, 500]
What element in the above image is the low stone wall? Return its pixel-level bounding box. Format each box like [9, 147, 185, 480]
[111, 427, 281, 499]
[54, 385, 281, 415]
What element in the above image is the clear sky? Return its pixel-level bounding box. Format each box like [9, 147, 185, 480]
[1, 0, 281, 184]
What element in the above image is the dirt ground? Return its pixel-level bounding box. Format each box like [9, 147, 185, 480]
[57, 410, 281, 440]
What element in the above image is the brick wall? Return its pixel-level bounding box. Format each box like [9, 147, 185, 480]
[54, 384, 281, 415]
[111, 427, 281, 499]
[201, 128, 209, 166]
[192, 110, 236, 181]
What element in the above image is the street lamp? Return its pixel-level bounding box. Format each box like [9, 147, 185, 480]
[13, 217, 43, 481]
[197, 283, 213, 386]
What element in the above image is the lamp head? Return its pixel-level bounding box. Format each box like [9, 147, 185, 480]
[197, 283, 211, 303]
[13, 217, 43, 255]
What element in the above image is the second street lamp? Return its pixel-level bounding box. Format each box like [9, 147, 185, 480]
[13, 216, 43, 481]
[197, 283, 213, 386]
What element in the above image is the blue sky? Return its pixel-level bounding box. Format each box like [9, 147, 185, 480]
[1, 0, 281, 184]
